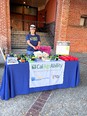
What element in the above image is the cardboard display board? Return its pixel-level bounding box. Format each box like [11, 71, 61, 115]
[56, 41, 70, 55]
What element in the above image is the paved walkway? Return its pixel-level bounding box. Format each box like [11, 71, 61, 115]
[0, 53, 87, 116]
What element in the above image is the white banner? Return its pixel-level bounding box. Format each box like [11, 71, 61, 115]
[29, 59, 65, 88]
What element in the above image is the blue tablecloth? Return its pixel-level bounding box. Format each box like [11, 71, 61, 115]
[0, 60, 80, 100]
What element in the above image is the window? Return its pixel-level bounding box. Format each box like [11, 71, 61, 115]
[80, 15, 87, 27]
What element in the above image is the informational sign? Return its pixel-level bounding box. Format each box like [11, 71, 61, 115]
[7, 57, 19, 65]
[56, 41, 70, 55]
[29, 60, 65, 88]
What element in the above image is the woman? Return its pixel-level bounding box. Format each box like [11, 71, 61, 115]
[26, 24, 41, 55]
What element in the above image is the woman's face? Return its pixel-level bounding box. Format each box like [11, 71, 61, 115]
[30, 28, 36, 34]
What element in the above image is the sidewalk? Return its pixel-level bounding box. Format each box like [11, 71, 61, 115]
[0, 53, 87, 116]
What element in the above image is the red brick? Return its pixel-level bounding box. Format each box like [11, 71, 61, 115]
[0, 0, 11, 53]
[26, 108, 39, 116]
[55, 0, 87, 53]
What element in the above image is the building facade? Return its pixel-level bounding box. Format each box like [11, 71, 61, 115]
[0, 0, 87, 53]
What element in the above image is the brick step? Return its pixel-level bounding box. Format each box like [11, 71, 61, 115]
[11, 42, 27, 44]
[11, 49, 26, 54]
[12, 31, 50, 36]
[11, 46, 27, 49]
[11, 31, 54, 49]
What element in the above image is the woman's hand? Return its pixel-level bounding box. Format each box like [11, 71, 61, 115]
[33, 46, 37, 50]
[27, 40, 36, 49]
[35, 45, 40, 50]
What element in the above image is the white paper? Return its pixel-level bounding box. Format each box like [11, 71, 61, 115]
[7, 57, 19, 65]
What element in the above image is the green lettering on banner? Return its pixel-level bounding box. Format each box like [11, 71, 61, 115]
[32, 64, 43, 69]
[32, 62, 63, 70]
[51, 63, 62, 68]
[32, 65, 36, 69]
[56, 63, 62, 68]
[37, 64, 43, 69]
[43, 64, 50, 70]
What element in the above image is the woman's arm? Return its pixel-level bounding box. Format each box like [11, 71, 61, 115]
[35, 41, 41, 50]
[38, 41, 41, 46]
[27, 40, 36, 49]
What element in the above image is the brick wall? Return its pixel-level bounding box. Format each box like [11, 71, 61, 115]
[68, 0, 87, 26]
[0, 0, 11, 53]
[45, 0, 56, 24]
[55, 0, 70, 49]
[67, 0, 87, 52]
[38, 9, 45, 28]
[55, 0, 87, 53]
[67, 26, 87, 52]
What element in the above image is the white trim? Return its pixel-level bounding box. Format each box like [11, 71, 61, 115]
[45, 0, 50, 6]
[80, 18, 84, 26]
[38, 0, 50, 11]
[38, 5, 45, 11]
